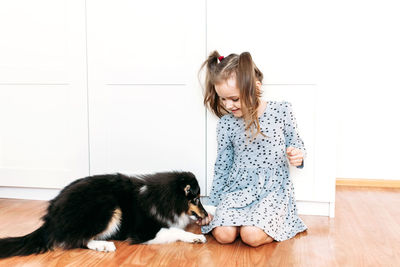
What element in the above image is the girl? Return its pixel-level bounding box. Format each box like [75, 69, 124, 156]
[197, 51, 307, 247]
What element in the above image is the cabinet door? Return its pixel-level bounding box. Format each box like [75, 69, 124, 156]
[0, 0, 89, 188]
[87, 1, 207, 191]
[206, 0, 335, 215]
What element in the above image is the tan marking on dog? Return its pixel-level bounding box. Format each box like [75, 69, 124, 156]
[188, 203, 206, 219]
[96, 208, 122, 240]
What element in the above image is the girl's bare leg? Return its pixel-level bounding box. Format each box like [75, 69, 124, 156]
[212, 226, 240, 244]
[240, 226, 274, 247]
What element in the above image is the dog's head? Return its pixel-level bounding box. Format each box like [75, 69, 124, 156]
[178, 172, 208, 220]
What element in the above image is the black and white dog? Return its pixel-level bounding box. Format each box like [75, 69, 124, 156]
[0, 171, 211, 258]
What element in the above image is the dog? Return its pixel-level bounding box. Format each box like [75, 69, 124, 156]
[0, 171, 210, 258]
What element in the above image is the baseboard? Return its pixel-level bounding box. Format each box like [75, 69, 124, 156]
[336, 178, 400, 188]
[296, 200, 333, 217]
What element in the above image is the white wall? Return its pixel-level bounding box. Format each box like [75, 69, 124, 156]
[328, 1, 400, 180]
[0, 0, 89, 188]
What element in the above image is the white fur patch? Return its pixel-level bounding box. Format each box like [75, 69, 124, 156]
[150, 205, 157, 216]
[169, 213, 190, 229]
[149, 205, 171, 225]
[139, 185, 147, 194]
[96, 208, 122, 240]
[149, 208, 191, 229]
[87, 240, 116, 252]
[145, 227, 207, 244]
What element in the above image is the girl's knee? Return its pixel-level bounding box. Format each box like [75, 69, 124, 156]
[240, 226, 273, 247]
[212, 226, 239, 244]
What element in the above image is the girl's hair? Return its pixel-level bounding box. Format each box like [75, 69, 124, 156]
[200, 51, 264, 138]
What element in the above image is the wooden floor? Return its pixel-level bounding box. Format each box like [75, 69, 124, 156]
[0, 186, 399, 267]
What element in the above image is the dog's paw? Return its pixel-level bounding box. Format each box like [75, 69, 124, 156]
[203, 205, 216, 215]
[87, 240, 116, 252]
[190, 234, 207, 244]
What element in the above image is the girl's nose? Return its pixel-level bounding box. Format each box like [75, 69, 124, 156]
[225, 100, 233, 109]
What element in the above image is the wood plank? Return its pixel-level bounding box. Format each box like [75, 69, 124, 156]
[336, 178, 400, 188]
[0, 186, 400, 266]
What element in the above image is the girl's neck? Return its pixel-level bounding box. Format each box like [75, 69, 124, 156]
[257, 100, 268, 117]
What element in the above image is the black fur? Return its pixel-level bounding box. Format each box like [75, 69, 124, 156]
[0, 171, 206, 258]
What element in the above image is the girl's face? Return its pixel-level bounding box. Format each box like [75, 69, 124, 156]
[215, 77, 243, 117]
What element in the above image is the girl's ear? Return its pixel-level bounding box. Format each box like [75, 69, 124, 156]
[255, 80, 262, 90]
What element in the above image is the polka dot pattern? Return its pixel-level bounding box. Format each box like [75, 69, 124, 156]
[201, 101, 307, 241]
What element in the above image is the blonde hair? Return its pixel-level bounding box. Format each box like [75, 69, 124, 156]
[200, 51, 264, 138]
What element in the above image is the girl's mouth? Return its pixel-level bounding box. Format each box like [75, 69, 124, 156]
[231, 109, 240, 113]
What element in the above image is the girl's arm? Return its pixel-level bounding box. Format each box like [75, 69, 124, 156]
[282, 101, 306, 168]
[208, 117, 234, 206]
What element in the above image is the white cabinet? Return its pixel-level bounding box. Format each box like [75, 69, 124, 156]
[86, 0, 207, 192]
[0, 0, 89, 189]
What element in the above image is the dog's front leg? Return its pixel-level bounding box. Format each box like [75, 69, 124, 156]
[144, 228, 206, 244]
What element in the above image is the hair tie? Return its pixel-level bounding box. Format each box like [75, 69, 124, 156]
[218, 56, 224, 62]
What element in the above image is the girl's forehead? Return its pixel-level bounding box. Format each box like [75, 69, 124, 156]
[225, 76, 237, 88]
[215, 77, 240, 97]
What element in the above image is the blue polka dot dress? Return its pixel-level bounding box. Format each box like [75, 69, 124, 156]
[201, 101, 307, 241]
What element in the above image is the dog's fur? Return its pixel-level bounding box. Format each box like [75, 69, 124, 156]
[0, 171, 209, 258]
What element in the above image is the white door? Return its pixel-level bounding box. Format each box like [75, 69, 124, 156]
[86, 1, 207, 192]
[0, 0, 89, 189]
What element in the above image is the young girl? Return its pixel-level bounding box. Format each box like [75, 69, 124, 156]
[197, 51, 307, 247]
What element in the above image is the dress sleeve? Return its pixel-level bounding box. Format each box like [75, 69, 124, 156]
[282, 101, 306, 168]
[208, 117, 234, 206]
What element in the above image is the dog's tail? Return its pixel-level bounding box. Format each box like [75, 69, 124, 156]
[0, 225, 50, 258]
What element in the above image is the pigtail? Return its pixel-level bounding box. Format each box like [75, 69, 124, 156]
[200, 51, 229, 117]
[204, 51, 220, 75]
[238, 52, 259, 110]
[238, 52, 264, 139]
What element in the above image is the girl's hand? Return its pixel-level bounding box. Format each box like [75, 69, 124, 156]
[196, 214, 214, 226]
[286, 147, 303, 167]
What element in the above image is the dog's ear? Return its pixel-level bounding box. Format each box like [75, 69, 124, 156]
[184, 185, 191, 196]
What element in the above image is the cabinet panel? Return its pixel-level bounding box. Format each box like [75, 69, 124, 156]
[87, 0, 207, 192]
[207, 0, 318, 85]
[87, 0, 195, 85]
[0, 0, 89, 188]
[0, 0, 80, 83]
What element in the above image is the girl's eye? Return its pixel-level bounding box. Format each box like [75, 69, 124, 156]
[233, 98, 239, 102]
